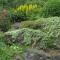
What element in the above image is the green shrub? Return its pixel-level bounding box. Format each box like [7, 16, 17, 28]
[4, 28, 58, 49]
[11, 4, 40, 22]
[0, 32, 4, 41]
[0, 0, 26, 8]
[20, 20, 45, 29]
[11, 12, 28, 22]
[0, 45, 25, 60]
[0, 32, 26, 60]
[5, 17, 60, 49]
[0, 9, 11, 32]
[0, 19, 11, 32]
[5, 28, 45, 48]
[0, 32, 6, 50]
[40, 0, 60, 17]
[20, 17, 60, 32]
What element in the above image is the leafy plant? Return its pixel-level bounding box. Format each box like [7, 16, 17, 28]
[11, 4, 40, 22]
[20, 20, 45, 29]
[40, 0, 60, 17]
[0, 45, 26, 60]
[5, 17, 60, 49]
[0, 20, 11, 32]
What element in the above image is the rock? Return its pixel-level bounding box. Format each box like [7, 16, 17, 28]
[24, 52, 51, 60]
[13, 55, 24, 60]
[23, 49, 52, 60]
[12, 22, 20, 29]
[12, 49, 60, 60]
[52, 55, 60, 60]
[23, 49, 60, 60]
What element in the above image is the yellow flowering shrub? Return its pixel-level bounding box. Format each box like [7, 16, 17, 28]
[12, 4, 39, 22]
[14, 4, 38, 13]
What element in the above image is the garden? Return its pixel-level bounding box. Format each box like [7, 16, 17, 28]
[0, 0, 60, 60]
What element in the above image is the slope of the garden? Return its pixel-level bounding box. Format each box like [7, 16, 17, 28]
[1, 17, 60, 60]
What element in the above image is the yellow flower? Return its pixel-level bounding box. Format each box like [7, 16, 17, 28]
[22, 5, 26, 11]
[14, 4, 38, 13]
[17, 5, 23, 11]
[29, 4, 33, 11]
[25, 5, 29, 12]
[33, 4, 37, 9]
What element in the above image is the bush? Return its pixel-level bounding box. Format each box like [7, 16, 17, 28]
[11, 4, 40, 22]
[11, 12, 28, 22]
[0, 19, 11, 32]
[0, 32, 25, 60]
[5, 17, 60, 49]
[40, 0, 60, 17]
[0, 9, 11, 32]
[0, 45, 25, 60]
[0, 0, 26, 8]
[20, 17, 60, 32]
[20, 20, 45, 29]
[5, 28, 45, 48]
[0, 32, 4, 41]
[4, 28, 58, 49]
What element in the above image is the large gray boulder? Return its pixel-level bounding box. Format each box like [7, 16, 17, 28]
[23, 49, 60, 60]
